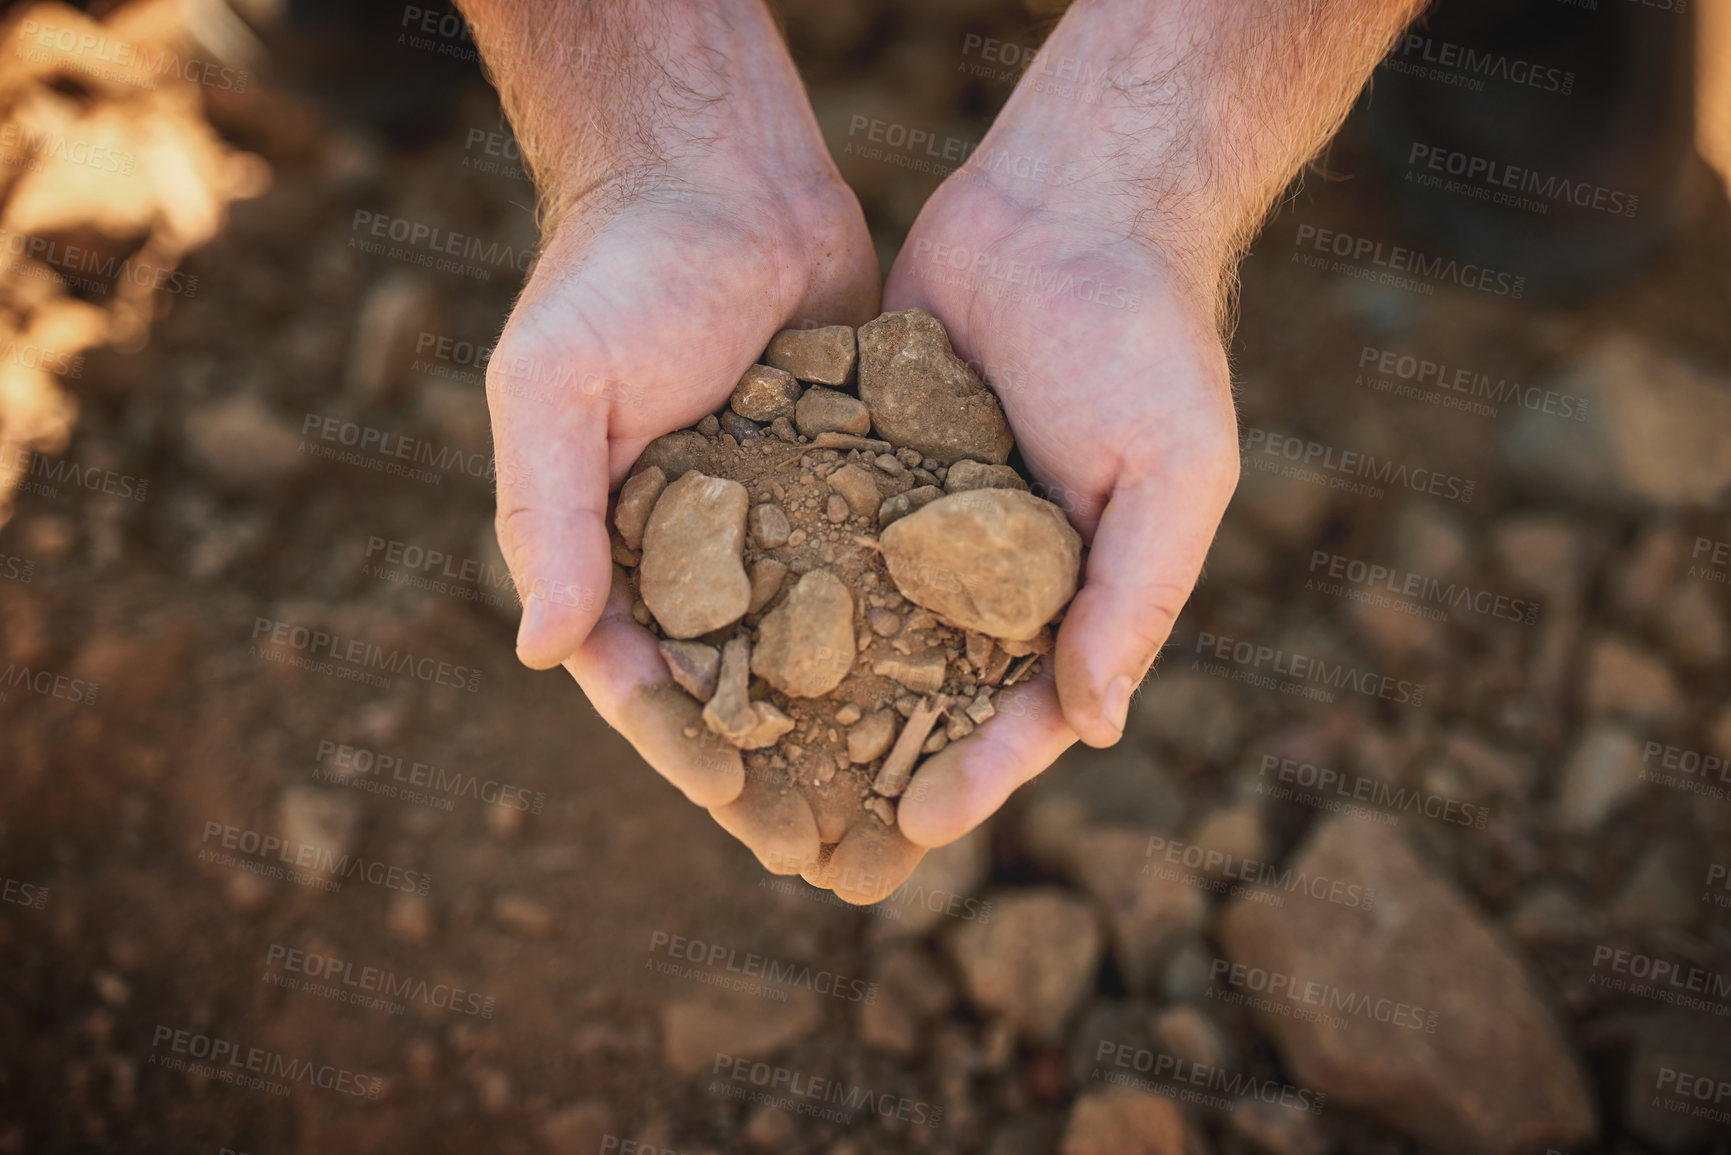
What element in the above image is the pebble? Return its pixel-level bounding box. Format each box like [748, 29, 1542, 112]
[1217, 815, 1594, 1155]
[794, 386, 871, 437]
[1582, 634, 1683, 725]
[1064, 829, 1206, 993]
[660, 986, 822, 1076]
[826, 493, 849, 523]
[614, 470, 668, 551]
[181, 394, 306, 490]
[696, 413, 720, 437]
[764, 324, 856, 385]
[1556, 722, 1644, 831]
[638, 471, 752, 638]
[491, 893, 555, 938]
[719, 410, 761, 442]
[749, 503, 791, 548]
[827, 464, 881, 518]
[872, 651, 947, 694]
[867, 608, 901, 637]
[858, 309, 1012, 464]
[847, 710, 897, 763]
[768, 416, 799, 442]
[541, 1101, 613, 1155]
[751, 569, 856, 697]
[637, 430, 709, 478]
[865, 796, 897, 827]
[948, 888, 1102, 1040]
[875, 453, 904, 475]
[945, 460, 1028, 494]
[657, 639, 720, 702]
[881, 489, 1082, 641]
[277, 787, 358, 876]
[730, 364, 802, 422]
[1058, 1088, 1187, 1155]
[747, 557, 787, 614]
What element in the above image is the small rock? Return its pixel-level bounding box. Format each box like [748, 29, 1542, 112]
[1582, 634, 1683, 725]
[541, 1101, 613, 1155]
[752, 570, 855, 696]
[857, 308, 1013, 464]
[703, 637, 795, 748]
[872, 652, 947, 694]
[858, 943, 953, 1055]
[765, 325, 856, 385]
[277, 787, 358, 877]
[826, 493, 850, 523]
[880, 489, 1082, 641]
[1151, 1005, 1227, 1069]
[660, 986, 822, 1077]
[794, 386, 871, 437]
[965, 692, 996, 725]
[639, 471, 751, 638]
[848, 710, 897, 763]
[387, 892, 436, 946]
[875, 453, 905, 475]
[945, 460, 1029, 494]
[492, 893, 555, 938]
[636, 430, 709, 478]
[1227, 1097, 1330, 1155]
[658, 640, 721, 702]
[835, 703, 862, 725]
[1187, 804, 1264, 882]
[865, 796, 897, 826]
[1556, 723, 1644, 831]
[697, 413, 720, 437]
[747, 557, 788, 614]
[719, 410, 761, 442]
[1217, 816, 1595, 1155]
[878, 493, 913, 526]
[1059, 1088, 1188, 1155]
[948, 888, 1102, 1040]
[827, 464, 881, 518]
[183, 394, 306, 490]
[1066, 829, 1206, 993]
[1607, 849, 1694, 930]
[867, 608, 901, 637]
[749, 503, 791, 549]
[768, 416, 798, 442]
[744, 1104, 798, 1149]
[731, 364, 802, 422]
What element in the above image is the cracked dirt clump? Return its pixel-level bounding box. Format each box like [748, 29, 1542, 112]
[611, 309, 1081, 848]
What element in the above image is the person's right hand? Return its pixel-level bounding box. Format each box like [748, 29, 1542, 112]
[484, 22, 881, 879]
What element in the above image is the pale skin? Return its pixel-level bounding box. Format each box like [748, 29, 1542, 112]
[455, 0, 1428, 902]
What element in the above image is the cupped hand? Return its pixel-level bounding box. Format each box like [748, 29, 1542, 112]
[881, 170, 1241, 851]
[488, 144, 881, 880]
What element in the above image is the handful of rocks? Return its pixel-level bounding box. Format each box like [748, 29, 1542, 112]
[611, 309, 1082, 845]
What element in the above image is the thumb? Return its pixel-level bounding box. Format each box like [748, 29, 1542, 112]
[491, 381, 614, 670]
[1054, 452, 1237, 746]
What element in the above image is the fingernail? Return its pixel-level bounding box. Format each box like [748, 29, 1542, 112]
[515, 592, 546, 660]
[1103, 674, 1133, 737]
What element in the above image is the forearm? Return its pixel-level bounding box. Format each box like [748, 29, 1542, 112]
[977, 0, 1429, 317]
[452, 0, 832, 233]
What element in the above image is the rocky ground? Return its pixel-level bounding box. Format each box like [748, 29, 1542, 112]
[3, 1, 1731, 1153]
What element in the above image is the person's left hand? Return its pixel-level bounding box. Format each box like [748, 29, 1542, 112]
[877, 168, 1242, 854]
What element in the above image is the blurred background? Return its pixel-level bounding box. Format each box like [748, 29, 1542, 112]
[2, 0, 1730, 1151]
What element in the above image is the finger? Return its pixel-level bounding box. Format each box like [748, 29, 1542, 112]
[896, 671, 1077, 848]
[1055, 450, 1236, 747]
[708, 769, 822, 876]
[490, 368, 613, 671]
[563, 571, 745, 809]
[804, 819, 927, 906]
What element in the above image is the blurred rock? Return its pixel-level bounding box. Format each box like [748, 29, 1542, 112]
[1389, 499, 1471, 580]
[1442, 731, 1533, 800]
[276, 787, 358, 877]
[1505, 884, 1601, 947]
[1661, 578, 1729, 668]
[1131, 671, 1242, 767]
[344, 271, 437, 402]
[1021, 745, 1183, 871]
[1229, 462, 1331, 547]
[744, 1104, 797, 1149]
[1150, 1005, 1227, 1069]
[872, 824, 992, 940]
[387, 892, 436, 946]
[491, 893, 555, 939]
[1059, 1088, 1188, 1155]
[1582, 635, 1682, 726]
[1067, 1000, 1158, 1086]
[1217, 815, 1595, 1155]
[1616, 1013, 1731, 1152]
[1556, 724, 1645, 832]
[1611, 525, 1687, 623]
[1228, 1097, 1331, 1155]
[1605, 850, 1693, 931]
[1066, 829, 1207, 994]
[1186, 804, 1265, 882]
[1500, 336, 1731, 510]
[660, 986, 821, 1077]
[858, 943, 953, 1056]
[949, 888, 1102, 1041]
[541, 1100, 612, 1155]
[1490, 512, 1593, 608]
[182, 394, 305, 490]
